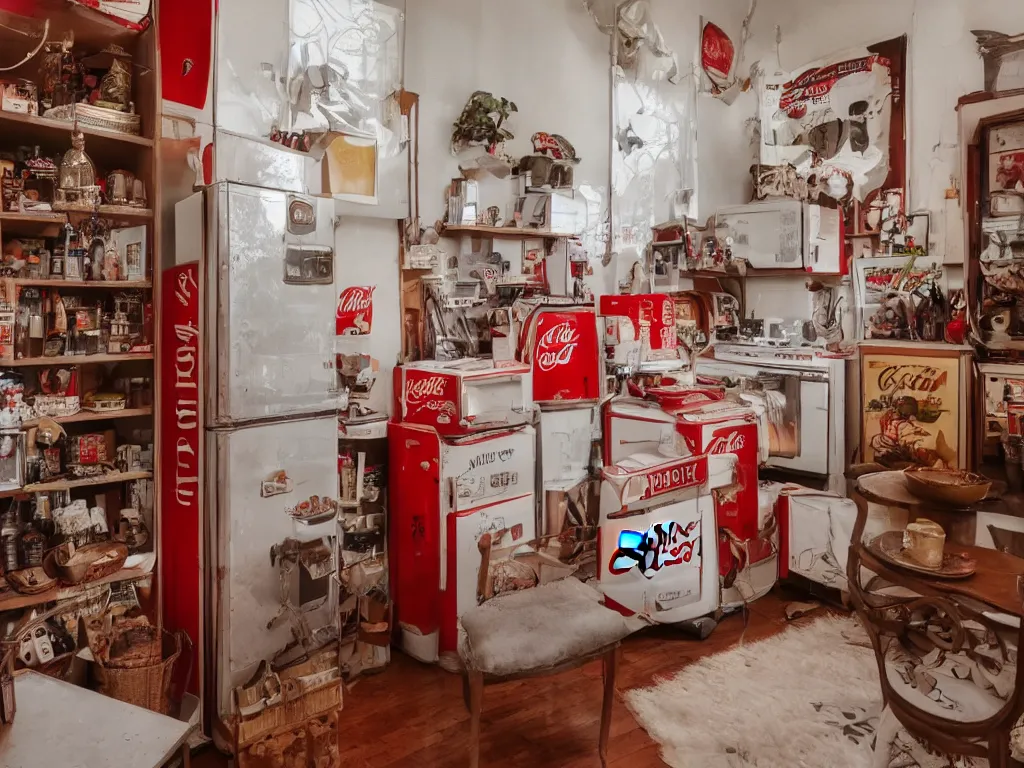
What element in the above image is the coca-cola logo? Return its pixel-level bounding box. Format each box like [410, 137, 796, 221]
[661, 299, 673, 326]
[706, 431, 746, 455]
[336, 286, 375, 336]
[405, 375, 447, 403]
[536, 320, 580, 372]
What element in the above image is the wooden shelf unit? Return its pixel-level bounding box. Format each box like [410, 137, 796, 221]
[0, 3, 163, 630]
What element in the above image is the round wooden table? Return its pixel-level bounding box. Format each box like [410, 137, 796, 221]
[848, 473, 1024, 768]
[856, 470, 983, 546]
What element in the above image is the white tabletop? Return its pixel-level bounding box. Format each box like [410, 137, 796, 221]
[0, 671, 191, 768]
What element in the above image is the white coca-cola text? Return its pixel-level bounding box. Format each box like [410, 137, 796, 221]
[645, 460, 702, 497]
[338, 286, 374, 313]
[706, 431, 747, 455]
[536, 321, 579, 372]
[172, 270, 200, 508]
[405, 375, 447, 403]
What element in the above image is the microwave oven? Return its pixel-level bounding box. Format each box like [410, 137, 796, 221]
[715, 200, 844, 274]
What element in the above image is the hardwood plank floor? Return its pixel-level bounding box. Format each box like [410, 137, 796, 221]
[194, 589, 829, 768]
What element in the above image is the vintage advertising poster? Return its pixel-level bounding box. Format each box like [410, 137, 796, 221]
[861, 351, 960, 469]
[757, 36, 906, 204]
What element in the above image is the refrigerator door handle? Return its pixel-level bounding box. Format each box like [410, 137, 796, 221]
[439, 477, 456, 592]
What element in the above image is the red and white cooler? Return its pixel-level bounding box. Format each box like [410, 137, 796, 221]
[603, 397, 776, 608]
[599, 294, 684, 372]
[518, 305, 602, 404]
[519, 305, 603, 532]
[393, 359, 532, 436]
[598, 451, 736, 623]
[389, 422, 537, 667]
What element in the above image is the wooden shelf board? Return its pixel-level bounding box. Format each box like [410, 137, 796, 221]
[12, 279, 152, 290]
[0, 209, 153, 236]
[5, 353, 154, 367]
[0, 561, 155, 613]
[0, 470, 154, 501]
[681, 267, 842, 280]
[0, 212, 66, 237]
[442, 225, 567, 239]
[0, 109, 153, 149]
[63, 206, 154, 221]
[22, 407, 153, 428]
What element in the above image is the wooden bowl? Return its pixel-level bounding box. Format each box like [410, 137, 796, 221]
[904, 467, 992, 507]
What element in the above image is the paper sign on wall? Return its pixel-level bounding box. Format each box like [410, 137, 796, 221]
[337, 286, 375, 336]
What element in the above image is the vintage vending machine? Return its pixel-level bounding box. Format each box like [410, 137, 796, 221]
[518, 305, 601, 539]
[389, 360, 536, 669]
[598, 452, 736, 623]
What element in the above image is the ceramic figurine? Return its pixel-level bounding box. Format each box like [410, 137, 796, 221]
[54, 127, 101, 210]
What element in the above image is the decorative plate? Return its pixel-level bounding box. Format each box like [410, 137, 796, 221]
[871, 531, 977, 580]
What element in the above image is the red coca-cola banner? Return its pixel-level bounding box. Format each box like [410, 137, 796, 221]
[336, 286, 375, 336]
[160, 263, 201, 696]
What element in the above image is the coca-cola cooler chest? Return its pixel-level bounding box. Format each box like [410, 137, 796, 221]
[393, 359, 532, 435]
[599, 294, 681, 371]
[389, 422, 537, 666]
[519, 306, 601, 404]
[603, 397, 772, 605]
[598, 452, 736, 623]
[519, 305, 602, 535]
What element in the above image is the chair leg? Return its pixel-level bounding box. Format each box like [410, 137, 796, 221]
[599, 647, 618, 767]
[990, 730, 1010, 768]
[468, 670, 484, 768]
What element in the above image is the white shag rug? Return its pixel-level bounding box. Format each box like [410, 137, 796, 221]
[626, 617, 882, 768]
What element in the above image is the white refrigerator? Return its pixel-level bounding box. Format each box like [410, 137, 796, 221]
[177, 182, 340, 731]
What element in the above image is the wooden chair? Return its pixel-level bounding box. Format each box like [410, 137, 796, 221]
[847, 473, 1024, 767]
[459, 536, 636, 767]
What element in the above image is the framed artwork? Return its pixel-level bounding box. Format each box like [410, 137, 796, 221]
[111, 226, 148, 280]
[322, 133, 379, 205]
[860, 347, 968, 469]
[853, 256, 945, 340]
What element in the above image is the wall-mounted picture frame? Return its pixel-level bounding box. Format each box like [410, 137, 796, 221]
[322, 132, 379, 205]
[111, 225, 147, 280]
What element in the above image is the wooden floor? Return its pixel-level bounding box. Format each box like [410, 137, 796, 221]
[195, 590, 825, 767]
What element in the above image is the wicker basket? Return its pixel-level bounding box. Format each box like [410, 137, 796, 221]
[93, 630, 189, 714]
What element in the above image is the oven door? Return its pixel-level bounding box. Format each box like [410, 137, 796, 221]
[697, 361, 830, 477]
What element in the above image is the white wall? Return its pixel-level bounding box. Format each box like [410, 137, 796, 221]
[742, 0, 1024, 263]
[405, 0, 752, 294]
[335, 217, 402, 416]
